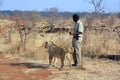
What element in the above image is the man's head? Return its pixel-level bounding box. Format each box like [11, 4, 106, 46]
[72, 14, 79, 22]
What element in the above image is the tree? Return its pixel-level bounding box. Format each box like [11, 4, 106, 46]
[86, 0, 105, 13]
[84, 0, 105, 26]
[14, 19, 31, 51]
[45, 7, 59, 32]
[85, 0, 105, 18]
[11, 11, 41, 51]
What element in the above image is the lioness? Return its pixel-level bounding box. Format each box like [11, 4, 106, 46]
[45, 41, 71, 70]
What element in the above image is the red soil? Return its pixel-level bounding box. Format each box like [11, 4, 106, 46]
[0, 53, 52, 80]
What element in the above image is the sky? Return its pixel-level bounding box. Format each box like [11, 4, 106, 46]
[0, 0, 120, 12]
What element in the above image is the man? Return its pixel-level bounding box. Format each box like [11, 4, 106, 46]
[69, 14, 85, 70]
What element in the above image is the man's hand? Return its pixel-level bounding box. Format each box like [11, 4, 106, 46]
[69, 32, 77, 36]
[69, 32, 72, 35]
[79, 32, 83, 34]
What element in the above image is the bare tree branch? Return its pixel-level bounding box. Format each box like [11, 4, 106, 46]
[85, 0, 104, 13]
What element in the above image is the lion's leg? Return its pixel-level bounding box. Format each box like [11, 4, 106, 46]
[49, 55, 53, 68]
[66, 54, 71, 69]
[51, 57, 58, 68]
[59, 56, 65, 70]
[53, 57, 57, 65]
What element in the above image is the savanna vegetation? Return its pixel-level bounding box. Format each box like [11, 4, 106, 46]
[0, 0, 120, 80]
[0, 9, 120, 60]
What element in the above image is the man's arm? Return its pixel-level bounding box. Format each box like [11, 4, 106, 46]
[69, 21, 84, 36]
[69, 32, 82, 36]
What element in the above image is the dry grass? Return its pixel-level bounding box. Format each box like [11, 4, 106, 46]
[0, 18, 120, 59]
[1, 31, 120, 60]
[49, 57, 120, 80]
[83, 31, 120, 57]
[0, 18, 120, 80]
[28, 32, 119, 59]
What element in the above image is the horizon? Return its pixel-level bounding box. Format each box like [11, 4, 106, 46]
[0, 10, 119, 14]
[0, 0, 120, 13]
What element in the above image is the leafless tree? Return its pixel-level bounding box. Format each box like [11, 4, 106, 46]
[14, 19, 31, 51]
[85, 0, 104, 13]
[0, 0, 3, 18]
[11, 11, 40, 51]
[105, 14, 117, 31]
[45, 7, 59, 32]
[85, 0, 105, 18]
[84, 0, 105, 27]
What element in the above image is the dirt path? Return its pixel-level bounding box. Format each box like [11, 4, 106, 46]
[0, 53, 52, 80]
[0, 53, 120, 80]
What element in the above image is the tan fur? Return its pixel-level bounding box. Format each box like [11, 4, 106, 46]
[45, 42, 71, 70]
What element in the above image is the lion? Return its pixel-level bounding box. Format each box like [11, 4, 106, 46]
[45, 41, 72, 70]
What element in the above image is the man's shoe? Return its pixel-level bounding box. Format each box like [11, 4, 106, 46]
[72, 64, 77, 66]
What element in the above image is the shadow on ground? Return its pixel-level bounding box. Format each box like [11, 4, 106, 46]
[10, 62, 49, 69]
[99, 54, 120, 61]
